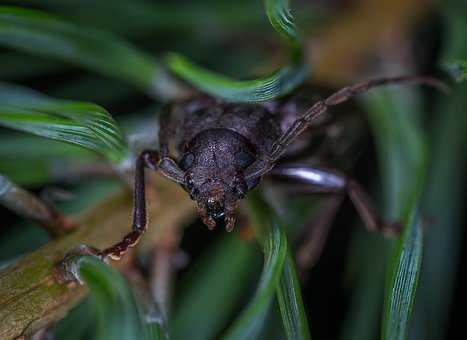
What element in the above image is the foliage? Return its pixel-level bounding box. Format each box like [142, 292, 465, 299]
[0, 0, 464, 339]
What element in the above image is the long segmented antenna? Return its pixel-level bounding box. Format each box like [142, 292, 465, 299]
[245, 75, 448, 179]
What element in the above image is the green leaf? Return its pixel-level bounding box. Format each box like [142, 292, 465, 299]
[0, 83, 128, 163]
[339, 231, 389, 340]
[71, 255, 165, 340]
[53, 298, 94, 340]
[276, 252, 311, 340]
[443, 59, 467, 82]
[0, 51, 67, 80]
[382, 209, 423, 340]
[221, 191, 288, 339]
[363, 87, 427, 340]
[0, 132, 96, 186]
[172, 236, 259, 340]
[0, 6, 172, 97]
[225, 191, 310, 340]
[412, 83, 467, 340]
[10, 0, 266, 38]
[410, 3, 467, 336]
[440, 3, 467, 85]
[166, 0, 307, 102]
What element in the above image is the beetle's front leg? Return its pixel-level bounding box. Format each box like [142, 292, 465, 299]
[101, 150, 160, 260]
[270, 163, 401, 236]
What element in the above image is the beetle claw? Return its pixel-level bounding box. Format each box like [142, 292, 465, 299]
[225, 215, 236, 232]
[203, 215, 216, 230]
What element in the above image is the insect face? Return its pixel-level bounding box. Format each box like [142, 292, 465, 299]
[180, 128, 256, 231]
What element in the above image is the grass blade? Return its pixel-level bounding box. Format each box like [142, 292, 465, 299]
[0, 83, 128, 163]
[0, 132, 96, 186]
[339, 232, 389, 340]
[363, 86, 428, 340]
[382, 209, 423, 340]
[67, 255, 165, 340]
[221, 191, 288, 340]
[171, 236, 259, 340]
[277, 252, 311, 340]
[0, 6, 177, 98]
[411, 82, 467, 340]
[166, 0, 307, 102]
[235, 191, 311, 340]
[411, 5, 467, 338]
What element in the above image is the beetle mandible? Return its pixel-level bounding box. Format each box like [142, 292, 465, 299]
[101, 75, 445, 260]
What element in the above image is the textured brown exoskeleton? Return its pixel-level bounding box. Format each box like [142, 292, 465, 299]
[102, 76, 446, 260]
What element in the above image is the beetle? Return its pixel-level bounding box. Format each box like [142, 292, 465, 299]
[101, 75, 445, 260]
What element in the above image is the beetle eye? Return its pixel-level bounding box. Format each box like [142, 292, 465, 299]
[179, 153, 194, 170]
[235, 150, 255, 168]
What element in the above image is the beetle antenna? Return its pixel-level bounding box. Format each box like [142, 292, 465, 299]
[245, 75, 448, 179]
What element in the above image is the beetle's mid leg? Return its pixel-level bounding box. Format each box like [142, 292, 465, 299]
[270, 164, 401, 236]
[101, 150, 160, 260]
[296, 195, 343, 275]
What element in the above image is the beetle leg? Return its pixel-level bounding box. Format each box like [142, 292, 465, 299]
[296, 195, 343, 275]
[245, 75, 446, 180]
[101, 150, 160, 260]
[270, 164, 401, 236]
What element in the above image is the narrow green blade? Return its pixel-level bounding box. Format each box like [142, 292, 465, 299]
[166, 0, 307, 102]
[171, 236, 259, 340]
[0, 83, 128, 163]
[382, 209, 423, 340]
[70, 255, 165, 340]
[276, 251, 311, 340]
[0, 6, 171, 97]
[221, 192, 288, 339]
[411, 4, 467, 337]
[225, 191, 311, 340]
[363, 86, 428, 340]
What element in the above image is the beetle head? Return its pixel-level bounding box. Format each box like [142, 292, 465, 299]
[180, 129, 258, 231]
[184, 169, 248, 232]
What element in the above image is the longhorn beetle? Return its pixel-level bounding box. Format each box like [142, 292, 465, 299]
[100, 75, 445, 260]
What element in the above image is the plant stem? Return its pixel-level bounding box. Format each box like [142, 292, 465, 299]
[0, 174, 75, 236]
[0, 177, 193, 339]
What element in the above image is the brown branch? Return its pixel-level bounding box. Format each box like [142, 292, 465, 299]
[0, 175, 74, 236]
[0, 176, 194, 339]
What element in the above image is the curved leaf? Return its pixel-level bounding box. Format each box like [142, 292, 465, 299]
[0, 83, 128, 163]
[172, 236, 258, 340]
[166, 0, 307, 102]
[0, 6, 176, 97]
[70, 255, 165, 340]
[276, 252, 311, 340]
[222, 192, 288, 339]
[249, 192, 311, 340]
[0, 84, 128, 162]
[222, 191, 310, 340]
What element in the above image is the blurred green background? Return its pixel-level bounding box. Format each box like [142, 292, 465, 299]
[0, 0, 465, 339]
